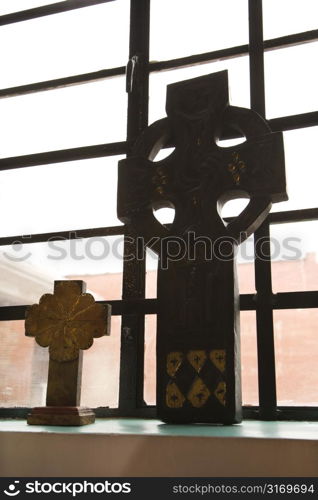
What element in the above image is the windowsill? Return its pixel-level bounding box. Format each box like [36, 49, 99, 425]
[1, 419, 318, 477]
[1, 417, 318, 439]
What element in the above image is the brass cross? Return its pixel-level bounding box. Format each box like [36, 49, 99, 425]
[25, 280, 111, 425]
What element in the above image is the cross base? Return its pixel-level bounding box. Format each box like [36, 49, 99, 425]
[27, 406, 96, 426]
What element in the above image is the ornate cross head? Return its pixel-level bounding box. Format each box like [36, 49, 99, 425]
[25, 280, 111, 362]
[118, 70, 287, 248]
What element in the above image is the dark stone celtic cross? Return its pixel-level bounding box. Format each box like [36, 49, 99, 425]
[118, 71, 287, 423]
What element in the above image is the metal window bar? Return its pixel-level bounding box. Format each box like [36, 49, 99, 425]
[0, 31, 317, 100]
[249, 0, 276, 420]
[1, 405, 318, 420]
[0, 206, 317, 252]
[118, 0, 150, 411]
[0, 141, 129, 171]
[0, 107, 318, 171]
[0, 0, 317, 420]
[0, 0, 116, 26]
[1, 289, 318, 322]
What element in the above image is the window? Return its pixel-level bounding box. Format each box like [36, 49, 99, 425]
[0, 0, 317, 421]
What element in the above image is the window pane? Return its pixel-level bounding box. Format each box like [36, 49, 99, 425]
[241, 311, 258, 406]
[0, 317, 120, 409]
[81, 316, 121, 409]
[0, 320, 48, 407]
[265, 43, 318, 119]
[0, 1, 129, 88]
[223, 204, 255, 294]
[0, 78, 126, 157]
[0, 0, 59, 15]
[263, 0, 318, 40]
[146, 249, 158, 299]
[150, 0, 248, 61]
[274, 309, 318, 406]
[0, 235, 123, 306]
[270, 221, 318, 293]
[237, 237, 255, 294]
[144, 315, 156, 405]
[272, 127, 318, 213]
[0, 157, 123, 236]
[149, 57, 250, 124]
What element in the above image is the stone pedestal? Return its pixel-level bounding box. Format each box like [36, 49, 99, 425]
[27, 406, 95, 426]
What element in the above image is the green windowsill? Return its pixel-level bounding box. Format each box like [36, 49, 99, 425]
[1, 418, 318, 441]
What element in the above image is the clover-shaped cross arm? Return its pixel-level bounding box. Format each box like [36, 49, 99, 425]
[25, 280, 111, 362]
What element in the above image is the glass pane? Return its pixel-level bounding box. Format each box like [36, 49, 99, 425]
[265, 43, 318, 119]
[149, 57, 250, 124]
[271, 127, 318, 213]
[0, 1, 60, 15]
[0, 320, 48, 407]
[274, 309, 318, 406]
[0, 156, 123, 236]
[263, 0, 318, 40]
[0, 235, 123, 306]
[0, 317, 120, 409]
[144, 315, 156, 405]
[0, 1, 129, 88]
[270, 221, 318, 293]
[81, 316, 121, 408]
[237, 237, 255, 294]
[241, 311, 258, 406]
[223, 202, 255, 294]
[0, 78, 126, 157]
[150, 0, 248, 61]
[146, 249, 158, 299]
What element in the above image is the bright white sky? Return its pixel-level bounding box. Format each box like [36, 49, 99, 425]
[0, 0, 316, 278]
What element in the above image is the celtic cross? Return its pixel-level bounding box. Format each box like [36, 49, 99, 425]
[118, 71, 287, 424]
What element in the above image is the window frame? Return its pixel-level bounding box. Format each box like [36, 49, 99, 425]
[0, 0, 318, 421]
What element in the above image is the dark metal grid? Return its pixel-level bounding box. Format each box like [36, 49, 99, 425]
[0, 226, 125, 247]
[0, 0, 317, 420]
[249, 0, 276, 420]
[0, 0, 115, 26]
[0, 207, 317, 248]
[254, 221, 277, 419]
[0, 142, 128, 171]
[1, 289, 318, 322]
[0, 110, 316, 173]
[0, 67, 126, 100]
[0, 31, 317, 99]
[1, 405, 318, 420]
[118, 0, 150, 411]
[0, 107, 317, 172]
[150, 29, 318, 71]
